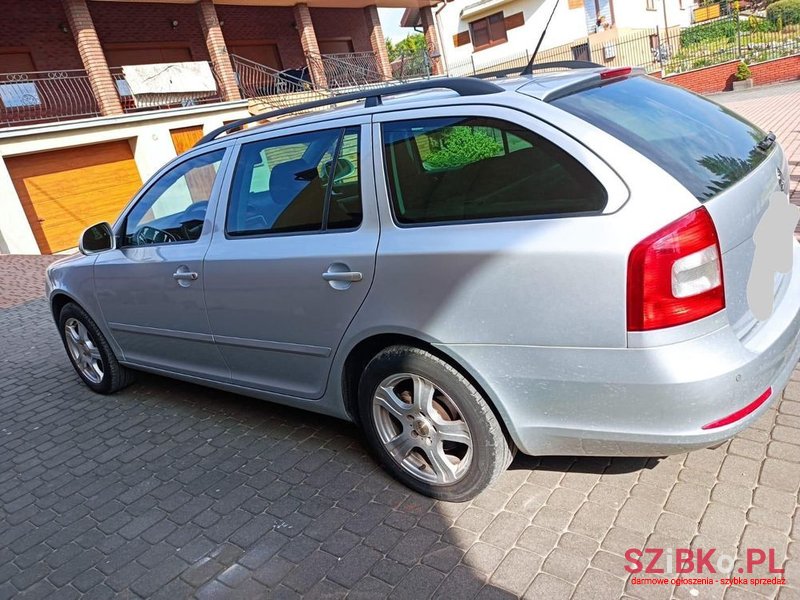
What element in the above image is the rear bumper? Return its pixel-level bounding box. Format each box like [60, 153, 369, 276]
[437, 245, 800, 457]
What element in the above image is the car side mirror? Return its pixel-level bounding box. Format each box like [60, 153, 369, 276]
[79, 222, 115, 255]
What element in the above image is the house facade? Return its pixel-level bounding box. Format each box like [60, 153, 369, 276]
[0, 0, 440, 255]
[403, 0, 695, 75]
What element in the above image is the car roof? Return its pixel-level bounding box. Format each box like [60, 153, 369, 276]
[202, 68, 623, 149]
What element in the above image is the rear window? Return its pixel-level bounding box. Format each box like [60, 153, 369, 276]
[551, 76, 769, 201]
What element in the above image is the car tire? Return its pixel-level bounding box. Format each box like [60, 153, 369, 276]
[58, 302, 134, 394]
[358, 345, 513, 502]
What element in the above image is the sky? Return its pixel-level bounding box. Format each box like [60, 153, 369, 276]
[379, 7, 414, 43]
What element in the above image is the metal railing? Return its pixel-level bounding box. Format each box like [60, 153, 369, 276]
[391, 49, 434, 80]
[230, 54, 329, 109]
[452, 14, 800, 79]
[110, 62, 224, 113]
[660, 15, 800, 74]
[306, 51, 387, 89]
[0, 69, 99, 126]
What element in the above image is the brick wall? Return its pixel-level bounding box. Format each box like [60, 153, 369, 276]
[3, 1, 378, 75]
[0, 0, 83, 71]
[88, 1, 211, 62]
[215, 5, 306, 69]
[310, 7, 373, 53]
[662, 55, 800, 93]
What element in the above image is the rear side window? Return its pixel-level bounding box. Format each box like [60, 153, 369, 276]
[226, 127, 362, 237]
[382, 117, 607, 225]
[551, 76, 769, 202]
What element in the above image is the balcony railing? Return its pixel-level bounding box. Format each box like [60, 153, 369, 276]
[0, 69, 99, 126]
[231, 54, 330, 109]
[306, 51, 387, 89]
[110, 62, 224, 113]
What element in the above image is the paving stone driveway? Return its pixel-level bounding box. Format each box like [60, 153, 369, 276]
[1, 84, 800, 600]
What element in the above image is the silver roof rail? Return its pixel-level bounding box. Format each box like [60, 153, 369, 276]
[195, 77, 504, 147]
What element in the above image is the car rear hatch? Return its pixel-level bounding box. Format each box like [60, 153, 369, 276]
[544, 73, 791, 341]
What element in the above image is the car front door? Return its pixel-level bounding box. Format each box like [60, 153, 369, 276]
[203, 118, 378, 398]
[94, 146, 232, 380]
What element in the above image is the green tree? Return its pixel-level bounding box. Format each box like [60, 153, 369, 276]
[386, 33, 427, 61]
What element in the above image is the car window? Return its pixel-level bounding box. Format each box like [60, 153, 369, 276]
[550, 76, 769, 202]
[382, 117, 606, 225]
[226, 127, 362, 236]
[123, 150, 225, 246]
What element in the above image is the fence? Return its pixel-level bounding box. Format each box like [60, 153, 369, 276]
[441, 14, 800, 79]
[390, 50, 434, 80]
[306, 51, 387, 89]
[230, 54, 330, 109]
[0, 69, 99, 126]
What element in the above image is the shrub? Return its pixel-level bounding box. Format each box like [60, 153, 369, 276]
[734, 61, 752, 79]
[767, 0, 800, 25]
[424, 127, 503, 170]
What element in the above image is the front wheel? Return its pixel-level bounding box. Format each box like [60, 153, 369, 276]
[358, 346, 513, 502]
[58, 302, 134, 394]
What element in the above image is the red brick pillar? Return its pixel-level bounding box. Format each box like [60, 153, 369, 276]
[420, 6, 443, 76]
[364, 5, 392, 80]
[61, 0, 123, 116]
[197, 0, 241, 102]
[294, 3, 328, 88]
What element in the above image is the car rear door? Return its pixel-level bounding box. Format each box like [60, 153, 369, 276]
[203, 116, 378, 399]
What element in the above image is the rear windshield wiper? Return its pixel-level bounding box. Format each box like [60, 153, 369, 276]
[758, 132, 776, 152]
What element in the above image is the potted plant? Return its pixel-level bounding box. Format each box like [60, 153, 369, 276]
[732, 61, 753, 90]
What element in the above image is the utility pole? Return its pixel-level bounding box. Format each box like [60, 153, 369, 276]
[662, 0, 669, 37]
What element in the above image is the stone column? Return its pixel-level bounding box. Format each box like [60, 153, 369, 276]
[61, 0, 123, 116]
[293, 3, 328, 88]
[197, 0, 241, 102]
[364, 5, 392, 80]
[420, 5, 443, 76]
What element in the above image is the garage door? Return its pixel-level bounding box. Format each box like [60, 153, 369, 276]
[6, 140, 142, 254]
[170, 125, 204, 155]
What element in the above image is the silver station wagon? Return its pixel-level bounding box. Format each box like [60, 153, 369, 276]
[47, 67, 800, 501]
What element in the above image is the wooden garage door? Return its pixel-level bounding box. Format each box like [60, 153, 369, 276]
[170, 125, 204, 155]
[6, 140, 142, 254]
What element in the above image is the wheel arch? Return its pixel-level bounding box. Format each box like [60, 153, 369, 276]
[340, 332, 516, 450]
[50, 291, 79, 323]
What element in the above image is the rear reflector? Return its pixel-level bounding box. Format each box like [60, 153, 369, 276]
[600, 67, 632, 80]
[701, 387, 772, 430]
[627, 207, 725, 331]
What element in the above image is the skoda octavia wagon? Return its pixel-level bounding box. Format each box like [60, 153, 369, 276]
[47, 68, 800, 501]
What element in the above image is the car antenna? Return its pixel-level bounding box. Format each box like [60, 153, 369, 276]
[522, 0, 562, 75]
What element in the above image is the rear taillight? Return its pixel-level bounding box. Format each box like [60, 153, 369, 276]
[627, 207, 724, 331]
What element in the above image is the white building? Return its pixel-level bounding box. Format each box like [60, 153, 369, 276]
[403, 0, 695, 76]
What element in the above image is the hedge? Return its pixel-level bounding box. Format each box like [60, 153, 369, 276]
[767, 0, 800, 25]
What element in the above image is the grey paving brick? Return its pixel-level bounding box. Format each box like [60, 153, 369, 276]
[462, 542, 506, 575]
[524, 572, 574, 600]
[388, 564, 445, 600]
[2, 253, 800, 599]
[432, 565, 486, 600]
[489, 547, 541, 595]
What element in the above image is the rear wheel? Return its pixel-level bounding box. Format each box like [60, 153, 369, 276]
[58, 302, 134, 394]
[358, 345, 512, 502]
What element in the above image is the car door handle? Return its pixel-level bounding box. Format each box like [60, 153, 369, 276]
[173, 271, 198, 281]
[322, 271, 362, 282]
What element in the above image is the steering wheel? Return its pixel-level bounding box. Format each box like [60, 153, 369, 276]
[135, 225, 177, 246]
